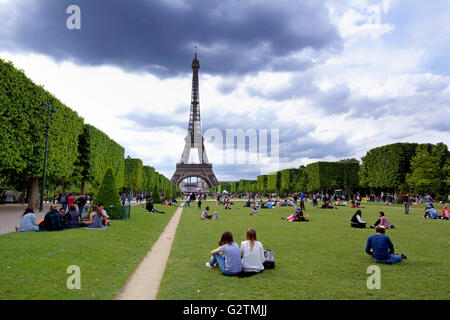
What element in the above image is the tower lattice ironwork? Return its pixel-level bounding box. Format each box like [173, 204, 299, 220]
[171, 52, 218, 189]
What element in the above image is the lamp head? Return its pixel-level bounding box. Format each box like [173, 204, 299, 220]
[41, 102, 57, 113]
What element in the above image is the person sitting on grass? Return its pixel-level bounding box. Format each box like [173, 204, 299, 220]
[64, 204, 81, 228]
[82, 205, 110, 229]
[282, 207, 310, 222]
[240, 228, 265, 275]
[439, 205, 449, 220]
[15, 208, 39, 232]
[365, 226, 406, 264]
[243, 199, 251, 207]
[224, 198, 231, 210]
[249, 203, 258, 216]
[206, 231, 242, 276]
[350, 210, 366, 228]
[97, 204, 111, 226]
[320, 200, 335, 209]
[146, 199, 165, 213]
[201, 206, 213, 220]
[370, 211, 394, 229]
[267, 201, 274, 209]
[39, 205, 65, 231]
[424, 206, 438, 219]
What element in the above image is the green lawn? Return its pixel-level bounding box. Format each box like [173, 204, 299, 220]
[0, 204, 178, 300]
[158, 200, 450, 300]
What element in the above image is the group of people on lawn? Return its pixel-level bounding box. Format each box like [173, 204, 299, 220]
[206, 198, 428, 274]
[15, 203, 111, 232]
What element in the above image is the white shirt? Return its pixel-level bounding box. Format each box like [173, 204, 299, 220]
[356, 214, 366, 223]
[240, 240, 265, 272]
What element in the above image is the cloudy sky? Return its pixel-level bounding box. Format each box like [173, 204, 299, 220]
[1, 0, 449, 181]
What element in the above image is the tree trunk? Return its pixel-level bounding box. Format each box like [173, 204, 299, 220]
[27, 177, 40, 210]
[80, 181, 86, 195]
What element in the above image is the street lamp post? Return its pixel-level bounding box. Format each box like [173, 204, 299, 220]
[127, 155, 131, 219]
[39, 102, 57, 212]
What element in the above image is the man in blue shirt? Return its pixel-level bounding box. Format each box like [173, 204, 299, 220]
[424, 207, 438, 219]
[365, 227, 406, 264]
[299, 191, 305, 211]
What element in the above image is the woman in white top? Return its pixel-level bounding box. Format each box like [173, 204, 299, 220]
[240, 228, 265, 273]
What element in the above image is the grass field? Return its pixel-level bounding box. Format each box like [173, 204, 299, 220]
[0, 204, 177, 300]
[157, 200, 450, 300]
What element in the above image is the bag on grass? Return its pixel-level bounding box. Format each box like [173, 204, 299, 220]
[263, 249, 275, 269]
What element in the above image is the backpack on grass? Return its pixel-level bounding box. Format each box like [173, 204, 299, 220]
[263, 249, 275, 269]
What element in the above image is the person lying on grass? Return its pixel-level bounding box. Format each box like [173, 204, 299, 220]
[365, 226, 406, 264]
[282, 207, 310, 222]
[15, 208, 39, 232]
[206, 231, 242, 276]
[201, 206, 213, 220]
[81, 205, 110, 228]
[146, 199, 166, 213]
[370, 211, 394, 229]
[350, 210, 366, 228]
[240, 228, 265, 274]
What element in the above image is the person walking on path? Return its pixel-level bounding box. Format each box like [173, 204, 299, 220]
[184, 195, 191, 208]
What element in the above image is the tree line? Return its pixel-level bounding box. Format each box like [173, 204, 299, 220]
[0, 59, 179, 208]
[213, 142, 449, 200]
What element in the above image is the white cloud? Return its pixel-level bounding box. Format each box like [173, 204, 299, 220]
[1, 0, 449, 182]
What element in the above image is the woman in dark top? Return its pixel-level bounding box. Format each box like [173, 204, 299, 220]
[39, 205, 65, 231]
[64, 204, 81, 228]
[351, 210, 366, 228]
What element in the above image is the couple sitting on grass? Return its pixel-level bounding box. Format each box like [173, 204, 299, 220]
[201, 206, 218, 220]
[350, 210, 394, 229]
[282, 206, 309, 222]
[15, 204, 110, 232]
[423, 202, 449, 220]
[206, 229, 264, 277]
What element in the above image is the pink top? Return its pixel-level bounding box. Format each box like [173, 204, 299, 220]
[380, 216, 392, 229]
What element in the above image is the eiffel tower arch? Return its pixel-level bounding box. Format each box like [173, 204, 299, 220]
[171, 51, 219, 190]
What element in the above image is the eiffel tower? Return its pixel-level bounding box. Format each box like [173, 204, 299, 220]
[171, 51, 219, 189]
